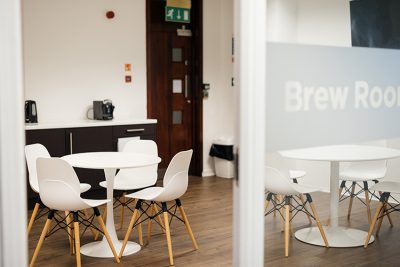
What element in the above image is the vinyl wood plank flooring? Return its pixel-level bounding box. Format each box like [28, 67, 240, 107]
[28, 176, 400, 266]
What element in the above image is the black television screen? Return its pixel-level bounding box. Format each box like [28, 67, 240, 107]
[350, 0, 400, 49]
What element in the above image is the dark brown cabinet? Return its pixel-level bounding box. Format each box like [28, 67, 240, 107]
[25, 123, 156, 207]
[25, 129, 66, 157]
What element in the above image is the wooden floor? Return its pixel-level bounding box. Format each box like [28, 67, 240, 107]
[28, 176, 400, 266]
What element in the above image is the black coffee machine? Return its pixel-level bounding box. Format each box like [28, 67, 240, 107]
[25, 100, 38, 123]
[93, 99, 115, 120]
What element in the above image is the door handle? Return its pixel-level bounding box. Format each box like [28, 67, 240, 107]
[69, 132, 73, 154]
[185, 75, 189, 99]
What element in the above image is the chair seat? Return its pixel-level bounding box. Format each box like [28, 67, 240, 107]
[99, 180, 153, 191]
[32, 182, 91, 194]
[340, 170, 385, 181]
[370, 181, 400, 194]
[82, 198, 110, 208]
[80, 183, 91, 193]
[289, 170, 306, 180]
[267, 182, 320, 195]
[125, 187, 164, 201]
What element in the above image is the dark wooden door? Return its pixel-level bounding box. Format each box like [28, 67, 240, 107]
[170, 35, 193, 157]
[147, 0, 203, 174]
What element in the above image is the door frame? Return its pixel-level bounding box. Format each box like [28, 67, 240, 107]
[0, 0, 28, 265]
[233, 0, 267, 266]
[146, 0, 203, 176]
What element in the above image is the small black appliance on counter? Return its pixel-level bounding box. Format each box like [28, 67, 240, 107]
[25, 100, 38, 123]
[93, 99, 115, 120]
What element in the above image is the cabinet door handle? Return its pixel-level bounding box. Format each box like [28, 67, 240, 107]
[126, 128, 145, 133]
[69, 132, 73, 154]
[185, 75, 189, 99]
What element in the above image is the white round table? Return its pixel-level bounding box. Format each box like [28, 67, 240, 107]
[280, 145, 400, 247]
[62, 152, 161, 258]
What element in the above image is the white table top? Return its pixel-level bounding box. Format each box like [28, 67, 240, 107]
[62, 152, 161, 169]
[280, 145, 400, 162]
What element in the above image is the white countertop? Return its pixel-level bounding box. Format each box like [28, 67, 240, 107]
[25, 118, 157, 130]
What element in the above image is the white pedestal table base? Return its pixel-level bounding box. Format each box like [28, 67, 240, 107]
[81, 239, 140, 258]
[295, 226, 374, 247]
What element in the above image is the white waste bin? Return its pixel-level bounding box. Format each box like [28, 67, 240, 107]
[209, 137, 234, 179]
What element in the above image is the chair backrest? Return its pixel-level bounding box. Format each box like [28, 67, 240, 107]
[158, 149, 193, 201]
[36, 158, 88, 211]
[344, 160, 387, 178]
[115, 140, 159, 188]
[25, 143, 51, 193]
[265, 166, 299, 195]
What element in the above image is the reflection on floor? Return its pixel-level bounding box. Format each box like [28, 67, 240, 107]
[28, 176, 400, 266]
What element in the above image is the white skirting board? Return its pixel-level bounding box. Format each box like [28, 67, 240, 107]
[202, 169, 215, 177]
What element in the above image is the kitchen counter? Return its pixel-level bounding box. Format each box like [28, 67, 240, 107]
[25, 119, 157, 130]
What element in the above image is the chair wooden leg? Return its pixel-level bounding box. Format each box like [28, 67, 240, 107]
[119, 193, 127, 230]
[386, 206, 394, 227]
[265, 199, 270, 212]
[83, 209, 98, 240]
[153, 203, 166, 233]
[375, 204, 385, 236]
[298, 194, 312, 225]
[284, 199, 290, 257]
[138, 216, 144, 246]
[365, 202, 384, 248]
[102, 204, 107, 221]
[73, 219, 81, 267]
[64, 211, 74, 255]
[94, 205, 107, 240]
[119, 208, 139, 258]
[95, 208, 120, 263]
[347, 182, 356, 220]
[273, 195, 278, 217]
[27, 202, 40, 236]
[147, 205, 154, 244]
[177, 201, 199, 250]
[364, 190, 372, 225]
[163, 208, 174, 266]
[289, 198, 294, 237]
[29, 216, 53, 267]
[277, 195, 285, 232]
[309, 202, 329, 247]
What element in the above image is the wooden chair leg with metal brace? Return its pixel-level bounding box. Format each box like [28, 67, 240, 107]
[365, 181, 400, 248]
[29, 208, 120, 267]
[365, 192, 389, 247]
[264, 167, 329, 257]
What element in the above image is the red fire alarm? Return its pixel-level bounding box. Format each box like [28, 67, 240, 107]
[106, 11, 115, 19]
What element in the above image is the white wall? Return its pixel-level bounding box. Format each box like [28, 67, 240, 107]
[202, 0, 235, 176]
[23, 0, 147, 123]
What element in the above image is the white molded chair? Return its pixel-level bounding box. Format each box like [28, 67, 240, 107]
[365, 181, 400, 247]
[25, 144, 91, 236]
[339, 160, 388, 225]
[99, 139, 158, 231]
[30, 158, 120, 267]
[264, 166, 329, 257]
[119, 150, 198, 266]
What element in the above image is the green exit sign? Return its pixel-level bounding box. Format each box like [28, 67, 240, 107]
[165, 6, 190, 23]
